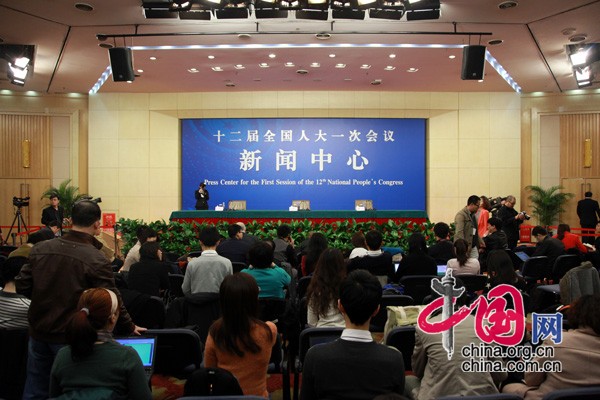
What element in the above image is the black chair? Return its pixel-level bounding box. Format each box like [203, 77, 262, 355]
[457, 274, 488, 293]
[520, 256, 549, 287]
[145, 328, 203, 378]
[122, 290, 166, 329]
[551, 254, 581, 283]
[399, 275, 437, 304]
[188, 251, 202, 258]
[0, 328, 29, 400]
[0, 245, 18, 257]
[370, 295, 414, 332]
[506, 249, 525, 271]
[167, 273, 185, 298]
[232, 261, 247, 273]
[437, 394, 523, 400]
[290, 327, 344, 400]
[384, 326, 416, 371]
[258, 297, 287, 323]
[541, 386, 600, 400]
[164, 292, 221, 344]
[296, 276, 312, 302]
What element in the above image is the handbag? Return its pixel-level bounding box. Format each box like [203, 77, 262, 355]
[383, 305, 427, 340]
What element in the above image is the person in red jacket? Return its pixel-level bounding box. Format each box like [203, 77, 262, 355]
[554, 223, 587, 254]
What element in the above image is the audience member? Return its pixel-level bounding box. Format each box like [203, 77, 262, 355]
[483, 217, 508, 251]
[447, 238, 481, 275]
[486, 250, 526, 292]
[242, 241, 290, 299]
[577, 191, 600, 245]
[497, 195, 526, 250]
[8, 229, 55, 259]
[236, 222, 259, 245]
[0, 256, 30, 329]
[347, 230, 394, 283]
[127, 241, 170, 297]
[50, 288, 151, 400]
[477, 195, 492, 238]
[503, 294, 600, 399]
[554, 223, 588, 254]
[454, 195, 482, 259]
[272, 224, 297, 268]
[121, 226, 158, 272]
[301, 270, 405, 400]
[306, 248, 346, 327]
[531, 226, 565, 268]
[217, 224, 252, 264]
[395, 233, 437, 281]
[427, 222, 454, 264]
[204, 273, 277, 397]
[407, 278, 507, 400]
[16, 200, 143, 400]
[301, 232, 328, 276]
[182, 227, 232, 295]
[348, 232, 368, 259]
[41, 193, 64, 233]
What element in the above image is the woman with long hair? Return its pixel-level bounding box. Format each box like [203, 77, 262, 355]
[486, 250, 525, 291]
[306, 248, 347, 327]
[447, 238, 481, 275]
[204, 273, 277, 398]
[50, 288, 151, 399]
[395, 232, 437, 281]
[301, 232, 328, 276]
[554, 223, 588, 254]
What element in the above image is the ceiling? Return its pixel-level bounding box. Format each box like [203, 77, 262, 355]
[0, 0, 599, 94]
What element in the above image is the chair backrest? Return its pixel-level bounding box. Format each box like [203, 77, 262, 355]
[398, 275, 437, 304]
[228, 200, 247, 211]
[521, 256, 549, 280]
[541, 386, 600, 400]
[231, 261, 247, 274]
[0, 328, 29, 400]
[298, 327, 344, 365]
[457, 274, 488, 293]
[437, 394, 523, 400]
[258, 297, 287, 323]
[184, 367, 243, 397]
[121, 289, 166, 329]
[552, 254, 581, 282]
[385, 326, 416, 371]
[370, 295, 414, 332]
[144, 328, 203, 378]
[168, 273, 185, 298]
[296, 276, 312, 301]
[188, 250, 202, 258]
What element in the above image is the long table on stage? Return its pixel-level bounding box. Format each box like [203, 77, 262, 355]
[170, 210, 428, 224]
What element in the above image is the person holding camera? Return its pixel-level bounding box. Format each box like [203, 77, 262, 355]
[195, 182, 210, 210]
[497, 195, 527, 250]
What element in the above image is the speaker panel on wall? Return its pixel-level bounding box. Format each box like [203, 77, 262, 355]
[461, 45, 486, 80]
[109, 47, 135, 82]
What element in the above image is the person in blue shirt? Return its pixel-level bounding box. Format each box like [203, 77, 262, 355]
[242, 241, 291, 299]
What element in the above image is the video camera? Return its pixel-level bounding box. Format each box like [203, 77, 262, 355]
[13, 196, 30, 207]
[519, 211, 531, 220]
[80, 196, 102, 204]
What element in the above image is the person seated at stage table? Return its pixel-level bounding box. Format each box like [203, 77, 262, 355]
[272, 224, 297, 268]
[217, 224, 251, 265]
[241, 241, 290, 299]
[554, 223, 588, 254]
[182, 227, 232, 295]
[447, 239, 481, 276]
[348, 232, 368, 260]
[306, 248, 347, 328]
[395, 233, 436, 282]
[427, 222, 454, 265]
[503, 294, 600, 399]
[127, 241, 170, 297]
[347, 230, 394, 284]
[301, 232, 328, 277]
[120, 225, 157, 272]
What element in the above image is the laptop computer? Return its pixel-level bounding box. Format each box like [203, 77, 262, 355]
[515, 251, 530, 262]
[115, 336, 156, 381]
[437, 264, 447, 276]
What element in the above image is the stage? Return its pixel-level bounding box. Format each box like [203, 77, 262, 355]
[169, 210, 428, 224]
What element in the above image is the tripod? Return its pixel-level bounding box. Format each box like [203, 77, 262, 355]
[4, 206, 29, 245]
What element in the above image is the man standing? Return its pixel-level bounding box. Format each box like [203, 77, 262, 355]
[16, 200, 144, 400]
[497, 195, 526, 250]
[577, 191, 600, 245]
[454, 195, 482, 259]
[301, 270, 405, 400]
[41, 194, 64, 233]
[182, 227, 232, 295]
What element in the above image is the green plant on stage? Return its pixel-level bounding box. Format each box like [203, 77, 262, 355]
[525, 185, 574, 227]
[40, 179, 88, 218]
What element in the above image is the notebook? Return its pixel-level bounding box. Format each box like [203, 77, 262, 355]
[515, 251, 530, 262]
[115, 336, 156, 381]
[437, 264, 447, 276]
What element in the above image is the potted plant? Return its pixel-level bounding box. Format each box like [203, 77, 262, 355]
[525, 185, 574, 228]
[40, 179, 88, 218]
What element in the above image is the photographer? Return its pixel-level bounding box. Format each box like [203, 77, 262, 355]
[497, 195, 528, 250]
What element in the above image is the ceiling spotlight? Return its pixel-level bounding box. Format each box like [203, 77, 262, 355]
[268, 53, 276, 58]
[188, 68, 199, 73]
[1, 44, 35, 86]
[284, 62, 295, 67]
[137, 69, 144, 73]
[208, 55, 215, 59]
[259, 63, 269, 68]
[371, 79, 382, 85]
[498, 0, 518, 9]
[211, 66, 223, 71]
[448, 55, 456, 59]
[310, 62, 320, 67]
[329, 54, 336, 58]
[384, 66, 396, 71]
[335, 63, 346, 68]
[407, 67, 419, 72]
[389, 54, 396, 58]
[234, 64, 245, 69]
[74, 3, 94, 12]
[149, 56, 157, 60]
[360, 64, 371, 69]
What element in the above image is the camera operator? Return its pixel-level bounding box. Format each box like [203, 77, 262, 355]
[41, 194, 64, 235]
[497, 195, 529, 250]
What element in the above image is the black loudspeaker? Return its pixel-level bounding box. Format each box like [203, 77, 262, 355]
[109, 47, 135, 82]
[461, 45, 486, 80]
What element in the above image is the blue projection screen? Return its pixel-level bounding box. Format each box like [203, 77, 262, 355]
[181, 118, 426, 211]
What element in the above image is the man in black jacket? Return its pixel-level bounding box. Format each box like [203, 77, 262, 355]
[497, 195, 527, 250]
[40, 194, 64, 233]
[577, 191, 600, 245]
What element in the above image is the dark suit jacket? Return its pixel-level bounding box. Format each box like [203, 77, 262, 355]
[428, 240, 454, 264]
[532, 236, 565, 268]
[41, 205, 64, 228]
[577, 198, 600, 226]
[483, 230, 508, 251]
[395, 252, 437, 281]
[347, 251, 394, 282]
[216, 238, 251, 264]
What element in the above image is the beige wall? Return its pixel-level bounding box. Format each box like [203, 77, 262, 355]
[88, 91, 523, 224]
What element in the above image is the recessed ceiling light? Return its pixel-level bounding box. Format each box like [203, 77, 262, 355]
[384, 66, 396, 71]
[284, 62, 295, 67]
[478, 79, 484, 83]
[268, 53, 276, 59]
[238, 33, 252, 39]
[407, 67, 419, 72]
[315, 33, 331, 40]
[212, 67, 223, 72]
[149, 56, 157, 61]
[329, 54, 336, 58]
[371, 79, 382, 85]
[74, 3, 94, 12]
[208, 55, 215, 59]
[188, 68, 199, 73]
[569, 34, 587, 43]
[498, 1, 518, 9]
[344, 78, 352, 81]
[225, 82, 236, 87]
[310, 62, 320, 68]
[296, 69, 308, 75]
[99, 43, 114, 49]
[259, 63, 269, 68]
[360, 64, 371, 69]
[335, 63, 346, 68]
[448, 55, 456, 59]
[313, 79, 322, 82]
[234, 64, 245, 69]
[561, 28, 576, 36]
[137, 69, 144, 73]
[127, 80, 133, 84]
[488, 39, 504, 46]
[389, 54, 396, 58]
[253, 78, 261, 81]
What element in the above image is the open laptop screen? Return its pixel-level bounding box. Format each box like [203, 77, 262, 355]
[115, 337, 156, 367]
[437, 264, 447, 276]
[515, 251, 530, 262]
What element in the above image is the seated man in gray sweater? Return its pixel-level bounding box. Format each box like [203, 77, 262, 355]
[300, 270, 405, 400]
[182, 227, 232, 295]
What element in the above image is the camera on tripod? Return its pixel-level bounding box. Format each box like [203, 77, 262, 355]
[13, 196, 30, 207]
